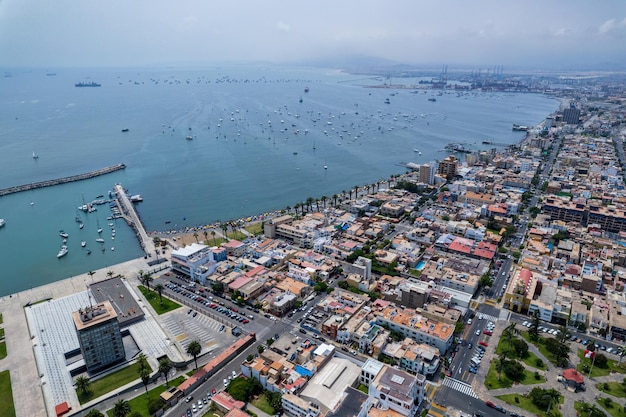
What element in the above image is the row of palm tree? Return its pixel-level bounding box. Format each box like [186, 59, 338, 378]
[186, 340, 202, 370]
[283, 179, 393, 216]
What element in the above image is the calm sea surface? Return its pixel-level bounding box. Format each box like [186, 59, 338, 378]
[0, 65, 558, 296]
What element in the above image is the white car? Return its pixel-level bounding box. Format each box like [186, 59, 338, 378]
[475, 329, 481, 336]
[522, 321, 529, 327]
[467, 319, 473, 325]
[223, 378, 228, 387]
[232, 370, 237, 378]
[478, 314, 484, 320]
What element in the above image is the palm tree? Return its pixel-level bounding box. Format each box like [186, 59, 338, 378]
[211, 230, 216, 246]
[112, 399, 131, 417]
[294, 203, 301, 216]
[155, 283, 164, 304]
[87, 270, 96, 283]
[186, 340, 202, 370]
[140, 366, 150, 396]
[85, 409, 104, 417]
[136, 353, 149, 372]
[353, 185, 359, 199]
[315, 199, 320, 212]
[541, 389, 560, 413]
[321, 196, 328, 208]
[332, 194, 338, 207]
[143, 272, 153, 290]
[75, 375, 91, 397]
[306, 197, 314, 212]
[158, 358, 173, 387]
[495, 357, 505, 381]
[203, 230, 208, 244]
[193, 232, 199, 243]
[221, 223, 228, 240]
[107, 270, 114, 279]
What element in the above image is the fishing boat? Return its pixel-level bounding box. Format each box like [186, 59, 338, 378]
[32, 151, 39, 159]
[79, 222, 84, 229]
[81, 241, 86, 247]
[0, 219, 4, 228]
[97, 220, 103, 234]
[57, 245, 68, 258]
[59, 230, 69, 238]
[96, 238, 105, 243]
[185, 135, 193, 140]
[86, 249, 91, 255]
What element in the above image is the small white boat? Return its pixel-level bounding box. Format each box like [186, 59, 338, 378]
[96, 238, 105, 243]
[79, 222, 84, 229]
[111, 247, 115, 251]
[57, 245, 68, 258]
[0, 218, 5, 228]
[81, 241, 86, 247]
[59, 230, 69, 238]
[33, 151, 39, 159]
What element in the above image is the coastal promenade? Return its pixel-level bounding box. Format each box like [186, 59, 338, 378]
[0, 164, 126, 196]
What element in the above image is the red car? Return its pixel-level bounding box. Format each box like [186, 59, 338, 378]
[483, 330, 493, 336]
[486, 401, 496, 408]
[479, 341, 489, 347]
[212, 388, 217, 394]
[242, 319, 249, 324]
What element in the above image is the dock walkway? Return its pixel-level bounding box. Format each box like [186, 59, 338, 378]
[112, 184, 157, 257]
[0, 164, 126, 196]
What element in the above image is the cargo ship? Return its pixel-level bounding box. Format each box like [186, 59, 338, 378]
[512, 124, 529, 131]
[75, 81, 101, 87]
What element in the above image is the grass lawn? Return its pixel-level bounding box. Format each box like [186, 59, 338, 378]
[597, 382, 626, 398]
[251, 393, 275, 415]
[106, 376, 184, 417]
[0, 341, 6, 359]
[0, 328, 4, 339]
[497, 393, 562, 417]
[225, 230, 247, 241]
[484, 360, 544, 390]
[520, 331, 564, 367]
[495, 334, 546, 370]
[244, 223, 263, 236]
[0, 313, 3, 324]
[357, 383, 369, 394]
[577, 350, 626, 378]
[78, 362, 153, 404]
[138, 285, 181, 315]
[597, 397, 626, 417]
[0, 370, 15, 417]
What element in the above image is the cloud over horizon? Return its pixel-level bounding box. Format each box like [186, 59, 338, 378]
[1, 0, 625, 69]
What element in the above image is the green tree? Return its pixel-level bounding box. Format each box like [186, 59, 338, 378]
[502, 360, 526, 382]
[512, 338, 529, 359]
[211, 230, 217, 245]
[529, 310, 540, 341]
[140, 366, 150, 396]
[107, 270, 114, 279]
[257, 345, 265, 354]
[87, 270, 96, 282]
[595, 353, 609, 369]
[158, 357, 173, 387]
[212, 282, 224, 294]
[85, 409, 104, 417]
[147, 398, 165, 415]
[186, 340, 202, 370]
[136, 353, 149, 372]
[112, 399, 131, 417]
[266, 391, 283, 413]
[154, 283, 164, 304]
[75, 375, 91, 396]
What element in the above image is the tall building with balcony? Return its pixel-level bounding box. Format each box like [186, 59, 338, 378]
[72, 301, 125, 374]
[437, 156, 458, 178]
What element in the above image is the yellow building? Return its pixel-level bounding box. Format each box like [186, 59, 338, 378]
[503, 269, 537, 314]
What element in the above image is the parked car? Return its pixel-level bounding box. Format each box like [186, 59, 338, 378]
[479, 341, 489, 347]
[469, 367, 477, 374]
[483, 330, 493, 336]
[485, 401, 496, 408]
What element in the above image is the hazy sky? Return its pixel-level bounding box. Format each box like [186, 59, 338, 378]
[1, 0, 625, 69]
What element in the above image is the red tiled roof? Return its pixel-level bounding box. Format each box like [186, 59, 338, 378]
[562, 368, 584, 384]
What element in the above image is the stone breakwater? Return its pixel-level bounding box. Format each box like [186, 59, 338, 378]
[0, 163, 126, 196]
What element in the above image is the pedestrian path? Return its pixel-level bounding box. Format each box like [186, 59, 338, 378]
[442, 377, 479, 398]
[427, 402, 447, 417]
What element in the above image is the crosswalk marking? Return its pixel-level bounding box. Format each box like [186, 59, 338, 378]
[442, 377, 479, 399]
[478, 313, 501, 322]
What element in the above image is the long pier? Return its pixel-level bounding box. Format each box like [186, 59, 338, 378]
[0, 163, 126, 196]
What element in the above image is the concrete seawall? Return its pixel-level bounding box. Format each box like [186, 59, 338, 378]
[0, 163, 126, 196]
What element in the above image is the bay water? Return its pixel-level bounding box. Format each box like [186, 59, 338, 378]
[0, 65, 558, 296]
